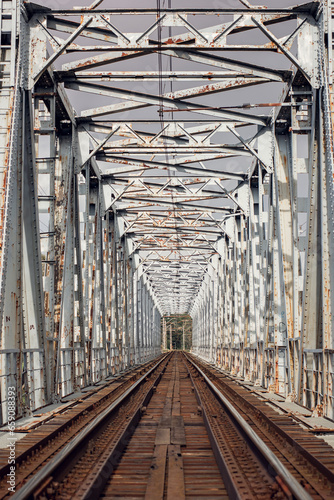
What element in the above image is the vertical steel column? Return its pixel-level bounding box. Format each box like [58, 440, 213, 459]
[0, 17, 22, 420]
[73, 171, 86, 387]
[132, 268, 138, 364]
[57, 136, 75, 397]
[22, 91, 48, 409]
[128, 258, 134, 365]
[162, 316, 167, 351]
[137, 275, 142, 364]
[273, 134, 294, 395]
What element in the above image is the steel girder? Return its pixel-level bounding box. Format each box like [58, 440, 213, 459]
[0, 0, 334, 422]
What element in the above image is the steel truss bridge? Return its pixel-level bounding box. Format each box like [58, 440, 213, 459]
[0, 0, 334, 423]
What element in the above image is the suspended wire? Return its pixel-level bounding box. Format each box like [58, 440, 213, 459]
[156, 0, 182, 313]
[168, 0, 173, 123]
[157, 0, 163, 119]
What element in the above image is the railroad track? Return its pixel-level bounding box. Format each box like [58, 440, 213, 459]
[100, 351, 227, 499]
[0, 354, 169, 498]
[185, 353, 334, 500]
[3, 352, 334, 499]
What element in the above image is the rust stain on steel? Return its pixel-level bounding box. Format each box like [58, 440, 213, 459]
[275, 356, 279, 393]
[0, 92, 14, 253]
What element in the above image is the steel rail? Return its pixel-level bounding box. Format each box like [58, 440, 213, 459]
[185, 354, 313, 500]
[191, 354, 334, 486]
[182, 355, 242, 500]
[11, 353, 170, 500]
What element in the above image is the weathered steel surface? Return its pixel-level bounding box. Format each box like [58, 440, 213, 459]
[0, 0, 333, 426]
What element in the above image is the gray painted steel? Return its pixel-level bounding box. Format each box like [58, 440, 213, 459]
[0, 0, 333, 423]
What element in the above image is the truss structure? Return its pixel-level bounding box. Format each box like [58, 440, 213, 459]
[0, 0, 334, 422]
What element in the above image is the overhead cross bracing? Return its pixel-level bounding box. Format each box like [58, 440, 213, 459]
[0, 0, 334, 424]
[46, 3, 286, 317]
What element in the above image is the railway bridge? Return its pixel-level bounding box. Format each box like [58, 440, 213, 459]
[1, 0, 334, 497]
